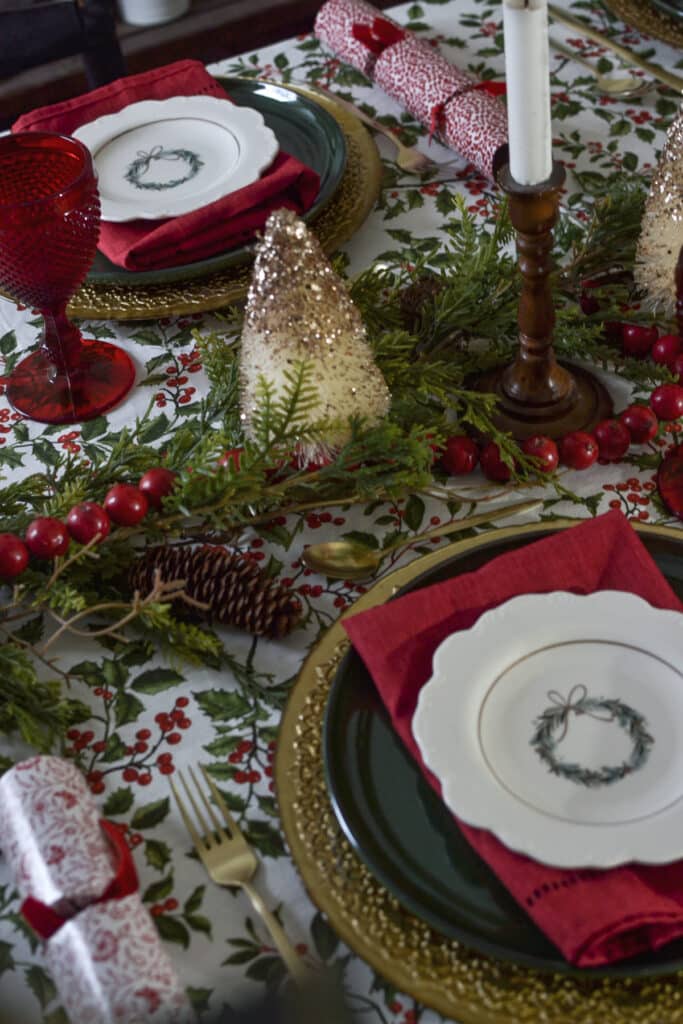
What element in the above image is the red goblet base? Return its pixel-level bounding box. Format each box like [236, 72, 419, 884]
[6, 339, 135, 425]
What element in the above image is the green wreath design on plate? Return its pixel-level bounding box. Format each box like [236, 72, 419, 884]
[124, 146, 204, 191]
[530, 684, 654, 788]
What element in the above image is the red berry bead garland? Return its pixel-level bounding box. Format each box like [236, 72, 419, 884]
[650, 384, 683, 422]
[559, 431, 599, 470]
[66, 502, 110, 545]
[104, 484, 148, 526]
[619, 405, 659, 445]
[594, 419, 631, 462]
[441, 435, 478, 475]
[25, 517, 70, 559]
[0, 533, 29, 579]
[520, 435, 558, 474]
[138, 468, 177, 509]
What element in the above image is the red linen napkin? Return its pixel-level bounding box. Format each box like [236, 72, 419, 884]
[343, 511, 683, 967]
[13, 60, 320, 271]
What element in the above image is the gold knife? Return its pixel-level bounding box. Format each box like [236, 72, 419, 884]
[548, 4, 683, 93]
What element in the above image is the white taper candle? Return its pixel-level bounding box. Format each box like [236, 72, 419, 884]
[502, 0, 553, 185]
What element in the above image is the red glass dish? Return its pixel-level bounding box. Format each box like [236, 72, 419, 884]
[0, 133, 135, 424]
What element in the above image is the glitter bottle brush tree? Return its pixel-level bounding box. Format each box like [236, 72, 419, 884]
[239, 209, 391, 462]
[636, 109, 683, 319]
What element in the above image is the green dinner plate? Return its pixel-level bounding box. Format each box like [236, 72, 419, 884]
[86, 77, 347, 286]
[323, 525, 683, 978]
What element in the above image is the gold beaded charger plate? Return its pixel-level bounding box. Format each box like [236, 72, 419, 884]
[276, 520, 683, 1023]
[603, 0, 683, 46]
[67, 81, 382, 321]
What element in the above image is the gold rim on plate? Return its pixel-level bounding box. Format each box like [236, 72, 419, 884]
[275, 519, 683, 1024]
[68, 84, 383, 321]
[603, 0, 683, 47]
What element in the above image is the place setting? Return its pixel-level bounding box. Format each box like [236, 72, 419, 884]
[279, 512, 683, 1023]
[5, 57, 384, 322]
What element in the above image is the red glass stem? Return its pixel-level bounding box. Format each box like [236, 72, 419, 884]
[40, 306, 83, 372]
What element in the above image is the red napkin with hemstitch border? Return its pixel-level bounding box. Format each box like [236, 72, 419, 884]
[343, 511, 683, 967]
[13, 60, 320, 271]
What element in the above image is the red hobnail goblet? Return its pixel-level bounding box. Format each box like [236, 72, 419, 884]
[0, 132, 135, 424]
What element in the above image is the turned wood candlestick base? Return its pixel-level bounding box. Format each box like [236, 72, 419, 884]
[475, 153, 612, 440]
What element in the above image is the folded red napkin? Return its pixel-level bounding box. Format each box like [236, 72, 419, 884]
[343, 511, 683, 967]
[13, 60, 320, 271]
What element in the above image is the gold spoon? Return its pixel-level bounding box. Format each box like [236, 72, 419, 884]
[551, 39, 653, 99]
[301, 498, 542, 580]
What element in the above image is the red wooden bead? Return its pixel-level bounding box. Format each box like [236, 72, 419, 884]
[0, 533, 29, 579]
[594, 419, 631, 462]
[650, 384, 683, 422]
[480, 441, 512, 482]
[103, 484, 148, 526]
[559, 431, 599, 470]
[25, 517, 70, 559]
[618, 405, 659, 445]
[66, 502, 110, 544]
[521, 435, 558, 473]
[139, 468, 177, 509]
[441, 435, 478, 475]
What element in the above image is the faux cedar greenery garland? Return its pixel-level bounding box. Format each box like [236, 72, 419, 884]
[0, 178, 677, 758]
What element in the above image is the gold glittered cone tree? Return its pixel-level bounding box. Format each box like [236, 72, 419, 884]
[239, 209, 390, 459]
[635, 107, 683, 318]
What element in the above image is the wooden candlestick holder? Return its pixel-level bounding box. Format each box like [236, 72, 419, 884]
[475, 152, 612, 440]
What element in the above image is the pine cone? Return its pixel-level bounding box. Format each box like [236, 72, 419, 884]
[129, 545, 302, 639]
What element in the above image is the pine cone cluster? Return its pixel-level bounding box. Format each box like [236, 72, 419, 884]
[129, 544, 302, 639]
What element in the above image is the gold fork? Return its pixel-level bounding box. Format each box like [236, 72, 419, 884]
[171, 764, 312, 985]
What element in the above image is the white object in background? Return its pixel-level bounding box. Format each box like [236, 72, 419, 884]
[74, 96, 279, 222]
[412, 590, 683, 868]
[502, 0, 553, 184]
[117, 0, 190, 26]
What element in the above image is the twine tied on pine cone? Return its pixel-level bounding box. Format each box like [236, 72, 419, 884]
[129, 544, 302, 639]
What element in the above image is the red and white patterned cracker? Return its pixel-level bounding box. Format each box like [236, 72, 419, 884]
[314, 0, 401, 78]
[0, 756, 115, 915]
[440, 88, 508, 179]
[373, 34, 507, 178]
[46, 894, 194, 1024]
[374, 35, 474, 125]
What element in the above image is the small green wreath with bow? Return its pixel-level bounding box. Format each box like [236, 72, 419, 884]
[125, 146, 204, 191]
[530, 685, 654, 788]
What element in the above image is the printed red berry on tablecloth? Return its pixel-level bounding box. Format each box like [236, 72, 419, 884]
[652, 334, 681, 370]
[521, 435, 558, 473]
[651, 384, 683, 422]
[594, 419, 631, 462]
[480, 441, 512, 482]
[559, 431, 598, 470]
[441, 435, 478, 475]
[0, 533, 29, 579]
[104, 483, 148, 526]
[621, 324, 658, 358]
[218, 447, 243, 471]
[66, 502, 110, 544]
[619, 405, 659, 445]
[25, 517, 70, 559]
[138, 468, 177, 509]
